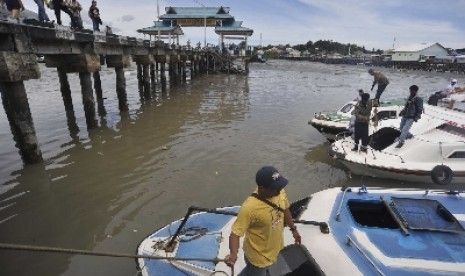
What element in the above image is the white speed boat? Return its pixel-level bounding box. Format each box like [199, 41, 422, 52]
[309, 98, 404, 141]
[328, 103, 465, 185]
[137, 186, 465, 275]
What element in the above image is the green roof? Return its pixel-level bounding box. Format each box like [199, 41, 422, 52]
[160, 7, 233, 20]
[215, 21, 253, 35]
[137, 21, 184, 35]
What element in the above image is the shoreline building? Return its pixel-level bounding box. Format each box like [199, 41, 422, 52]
[138, 6, 253, 50]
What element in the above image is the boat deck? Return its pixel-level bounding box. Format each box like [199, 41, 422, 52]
[301, 187, 465, 275]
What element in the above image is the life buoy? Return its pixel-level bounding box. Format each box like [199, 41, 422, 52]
[431, 165, 453, 185]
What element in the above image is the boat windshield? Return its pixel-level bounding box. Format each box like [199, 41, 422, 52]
[437, 123, 465, 138]
[340, 103, 354, 113]
[392, 197, 465, 233]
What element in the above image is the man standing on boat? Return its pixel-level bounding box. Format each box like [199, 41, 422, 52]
[225, 166, 301, 275]
[352, 93, 372, 152]
[368, 68, 389, 102]
[396, 85, 423, 148]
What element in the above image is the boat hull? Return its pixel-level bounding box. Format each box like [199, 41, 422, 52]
[137, 187, 465, 275]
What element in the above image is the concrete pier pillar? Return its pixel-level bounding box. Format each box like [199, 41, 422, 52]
[79, 72, 98, 129]
[0, 82, 43, 164]
[171, 61, 179, 84]
[143, 64, 150, 87]
[137, 63, 143, 85]
[115, 68, 128, 111]
[182, 60, 187, 82]
[150, 64, 155, 83]
[195, 59, 200, 75]
[57, 68, 74, 111]
[0, 51, 42, 164]
[93, 71, 103, 100]
[57, 68, 79, 138]
[160, 63, 167, 91]
[156, 62, 159, 77]
[45, 54, 101, 129]
[106, 55, 130, 112]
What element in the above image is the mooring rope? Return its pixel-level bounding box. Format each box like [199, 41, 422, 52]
[0, 243, 226, 263]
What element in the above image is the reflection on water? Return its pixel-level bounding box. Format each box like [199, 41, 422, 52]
[0, 60, 460, 275]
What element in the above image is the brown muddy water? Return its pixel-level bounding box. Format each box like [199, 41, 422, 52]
[0, 59, 462, 275]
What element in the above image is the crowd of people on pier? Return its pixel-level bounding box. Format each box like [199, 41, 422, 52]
[0, 0, 105, 32]
[349, 69, 465, 151]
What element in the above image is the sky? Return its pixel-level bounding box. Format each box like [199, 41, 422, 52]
[18, 0, 465, 50]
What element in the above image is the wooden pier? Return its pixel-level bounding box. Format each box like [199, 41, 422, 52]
[0, 20, 250, 164]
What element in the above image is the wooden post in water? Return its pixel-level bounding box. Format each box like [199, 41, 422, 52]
[0, 51, 42, 164]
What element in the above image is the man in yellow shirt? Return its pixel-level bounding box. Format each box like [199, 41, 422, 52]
[225, 166, 301, 275]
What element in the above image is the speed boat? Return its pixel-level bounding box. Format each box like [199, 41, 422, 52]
[136, 186, 465, 275]
[309, 98, 404, 141]
[328, 103, 465, 185]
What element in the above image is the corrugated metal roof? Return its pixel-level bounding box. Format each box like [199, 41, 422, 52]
[160, 7, 233, 20]
[394, 43, 437, 52]
[215, 21, 253, 35]
[137, 22, 184, 35]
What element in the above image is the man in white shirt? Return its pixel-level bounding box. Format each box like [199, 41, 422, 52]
[441, 79, 458, 97]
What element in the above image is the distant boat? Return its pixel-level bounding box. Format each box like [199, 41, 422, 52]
[309, 98, 404, 141]
[328, 102, 465, 185]
[137, 186, 465, 275]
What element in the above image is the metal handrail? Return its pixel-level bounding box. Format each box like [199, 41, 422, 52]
[346, 236, 386, 276]
[335, 187, 349, 222]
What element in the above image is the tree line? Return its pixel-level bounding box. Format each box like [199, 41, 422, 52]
[257, 40, 383, 58]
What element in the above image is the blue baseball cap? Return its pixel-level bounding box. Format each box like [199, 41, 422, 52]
[256, 166, 288, 190]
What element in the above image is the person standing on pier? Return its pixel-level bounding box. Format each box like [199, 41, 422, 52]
[52, 0, 76, 26]
[368, 68, 389, 103]
[88, 0, 101, 31]
[396, 85, 423, 148]
[65, 0, 82, 29]
[33, 0, 50, 22]
[2, 0, 25, 18]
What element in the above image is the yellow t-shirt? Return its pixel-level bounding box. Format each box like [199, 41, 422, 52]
[231, 189, 290, 267]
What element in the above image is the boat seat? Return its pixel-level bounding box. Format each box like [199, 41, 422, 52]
[268, 244, 324, 276]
